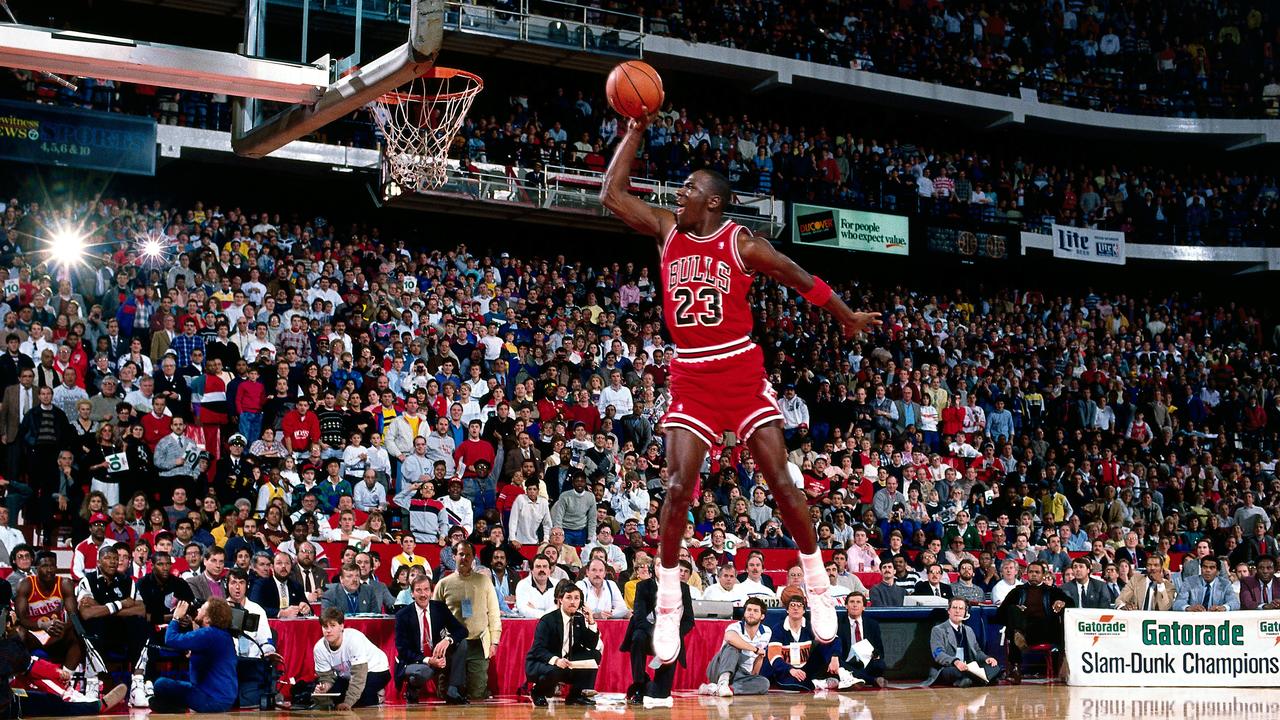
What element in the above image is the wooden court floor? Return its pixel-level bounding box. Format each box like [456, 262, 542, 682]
[109, 685, 1280, 720]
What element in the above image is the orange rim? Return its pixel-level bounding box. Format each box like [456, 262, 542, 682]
[378, 67, 484, 105]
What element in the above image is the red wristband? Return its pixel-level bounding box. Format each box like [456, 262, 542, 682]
[800, 276, 833, 306]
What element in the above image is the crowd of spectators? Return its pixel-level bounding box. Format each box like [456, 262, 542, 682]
[0, 181, 1277, 703]
[596, 0, 1280, 119]
[11, 64, 1280, 248]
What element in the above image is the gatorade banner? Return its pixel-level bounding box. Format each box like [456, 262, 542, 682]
[792, 204, 909, 255]
[1064, 608, 1280, 687]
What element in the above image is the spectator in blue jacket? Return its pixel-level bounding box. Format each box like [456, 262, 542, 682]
[986, 399, 1014, 443]
[149, 598, 238, 713]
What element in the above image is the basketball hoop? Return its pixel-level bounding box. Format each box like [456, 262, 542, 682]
[369, 67, 483, 190]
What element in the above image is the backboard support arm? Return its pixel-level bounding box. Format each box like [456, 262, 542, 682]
[231, 0, 443, 159]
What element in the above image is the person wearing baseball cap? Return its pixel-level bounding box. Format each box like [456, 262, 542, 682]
[70, 512, 111, 582]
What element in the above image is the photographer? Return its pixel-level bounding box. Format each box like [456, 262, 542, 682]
[150, 599, 238, 713]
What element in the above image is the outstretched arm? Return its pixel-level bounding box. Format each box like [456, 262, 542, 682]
[600, 115, 675, 242]
[737, 232, 881, 338]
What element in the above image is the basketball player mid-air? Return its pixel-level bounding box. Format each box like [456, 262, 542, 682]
[601, 112, 882, 664]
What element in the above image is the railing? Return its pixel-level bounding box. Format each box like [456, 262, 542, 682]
[379, 156, 782, 237]
[541, 164, 781, 237]
[443, 0, 644, 57]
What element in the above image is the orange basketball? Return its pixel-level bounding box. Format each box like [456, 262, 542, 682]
[606, 60, 664, 119]
[778, 585, 807, 609]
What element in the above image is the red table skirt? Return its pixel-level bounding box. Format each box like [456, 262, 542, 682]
[270, 617, 731, 700]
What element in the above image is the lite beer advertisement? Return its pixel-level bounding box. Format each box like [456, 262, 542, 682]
[1051, 223, 1126, 265]
[792, 204, 910, 256]
[1063, 608, 1280, 687]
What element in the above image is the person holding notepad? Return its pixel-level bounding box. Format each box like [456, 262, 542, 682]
[926, 598, 1003, 687]
[524, 581, 602, 707]
[836, 592, 886, 687]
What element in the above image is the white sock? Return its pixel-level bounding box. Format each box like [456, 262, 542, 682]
[655, 564, 683, 608]
[717, 673, 730, 685]
[799, 550, 830, 589]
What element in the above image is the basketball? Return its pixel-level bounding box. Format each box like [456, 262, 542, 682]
[606, 60, 664, 119]
[779, 585, 807, 608]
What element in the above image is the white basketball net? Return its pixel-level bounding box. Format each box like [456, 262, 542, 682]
[370, 67, 483, 191]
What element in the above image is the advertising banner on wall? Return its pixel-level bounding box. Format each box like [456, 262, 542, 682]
[925, 225, 1013, 261]
[1051, 223, 1126, 265]
[792, 204, 909, 256]
[1063, 608, 1280, 687]
[0, 99, 156, 176]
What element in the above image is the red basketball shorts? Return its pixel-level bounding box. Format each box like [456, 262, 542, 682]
[660, 341, 783, 447]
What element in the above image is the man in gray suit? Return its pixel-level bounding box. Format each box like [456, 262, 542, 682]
[321, 563, 387, 614]
[1063, 558, 1111, 609]
[926, 598, 1002, 687]
[1172, 556, 1240, 612]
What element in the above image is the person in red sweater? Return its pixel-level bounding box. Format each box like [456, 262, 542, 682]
[282, 397, 321, 458]
[141, 397, 173, 450]
[940, 396, 967, 439]
[234, 366, 266, 443]
[561, 390, 601, 434]
[453, 420, 496, 478]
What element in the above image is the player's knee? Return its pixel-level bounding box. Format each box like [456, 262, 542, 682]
[664, 476, 695, 503]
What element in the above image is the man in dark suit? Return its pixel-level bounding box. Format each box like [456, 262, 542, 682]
[912, 563, 953, 600]
[836, 592, 886, 687]
[288, 542, 329, 603]
[18, 384, 72, 493]
[620, 560, 694, 707]
[0, 334, 33, 393]
[1241, 555, 1280, 610]
[153, 356, 192, 420]
[249, 552, 312, 619]
[394, 575, 469, 704]
[1063, 557, 1111, 609]
[320, 563, 384, 615]
[525, 581, 602, 707]
[995, 560, 1072, 683]
[0, 366, 36, 512]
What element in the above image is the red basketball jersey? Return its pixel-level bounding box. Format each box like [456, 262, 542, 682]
[660, 219, 755, 361]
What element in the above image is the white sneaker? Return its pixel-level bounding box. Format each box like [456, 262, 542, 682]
[652, 603, 683, 664]
[715, 680, 733, 697]
[697, 683, 715, 695]
[642, 696, 674, 708]
[128, 679, 150, 709]
[836, 667, 863, 690]
[807, 586, 838, 643]
[84, 677, 101, 700]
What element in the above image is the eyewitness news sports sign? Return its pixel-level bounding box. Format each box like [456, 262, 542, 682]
[1051, 223, 1126, 265]
[1064, 608, 1280, 687]
[792, 204, 909, 256]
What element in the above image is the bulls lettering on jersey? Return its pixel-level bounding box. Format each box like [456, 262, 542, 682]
[661, 220, 754, 356]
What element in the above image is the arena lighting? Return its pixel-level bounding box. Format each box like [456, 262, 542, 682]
[45, 226, 88, 267]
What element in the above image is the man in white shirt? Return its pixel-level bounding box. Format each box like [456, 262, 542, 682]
[226, 569, 274, 657]
[701, 566, 750, 606]
[581, 526, 628, 574]
[990, 559, 1023, 606]
[514, 556, 558, 619]
[509, 479, 552, 546]
[313, 608, 392, 709]
[0, 507, 25, 557]
[698, 596, 771, 696]
[575, 558, 630, 619]
[597, 369, 634, 416]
